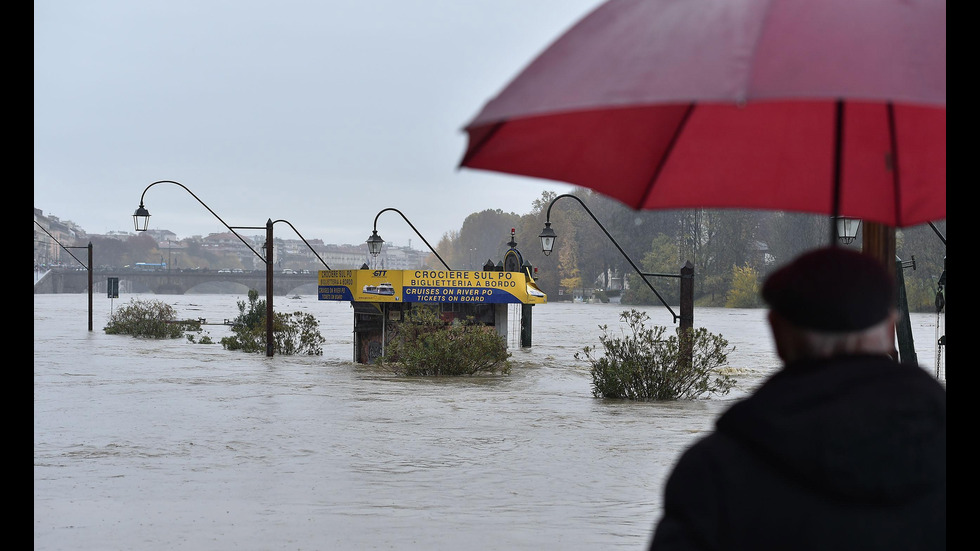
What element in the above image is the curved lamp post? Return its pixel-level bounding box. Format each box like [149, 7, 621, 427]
[35, 221, 93, 331]
[134, 180, 331, 357]
[367, 207, 451, 270]
[537, 194, 688, 326]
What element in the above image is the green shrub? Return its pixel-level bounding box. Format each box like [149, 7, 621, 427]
[219, 290, 325, 355]
[186, 333, 214, 345]
[104, 298, 201, 339]
[578, 309, 735, 400]
[379, 306, 511, 376]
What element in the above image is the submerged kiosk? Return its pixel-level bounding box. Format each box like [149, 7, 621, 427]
[318, 259, 546, 364]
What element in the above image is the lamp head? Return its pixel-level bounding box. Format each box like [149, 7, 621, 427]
[367, 230, 385, 256]
[835, 217, 861, 245]
[133, 204, 151, 232]
[538, 222, 557, 256]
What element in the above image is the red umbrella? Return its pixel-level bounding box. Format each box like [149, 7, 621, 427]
[460, 0, 946, 228]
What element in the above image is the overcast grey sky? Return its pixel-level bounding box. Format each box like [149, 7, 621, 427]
[34, 0, 602, 248]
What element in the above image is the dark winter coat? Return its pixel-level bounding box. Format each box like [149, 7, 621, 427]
[649, 355, 946, 551]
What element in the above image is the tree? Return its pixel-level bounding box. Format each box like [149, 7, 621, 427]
[760, 212, 828, 270]
[725, 264, 762, 308]
[622, 233, 682, 306]
[679, 209, 764, 305]
[579, 309, 735, 400]
[220, 290, 325, 355]
[896, 221, 946, 312]
[465, 209, 522, 267]
[435, 229, 461, 269]
[557, 221, 583, 297]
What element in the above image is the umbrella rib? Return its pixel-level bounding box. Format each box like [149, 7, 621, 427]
[887, 102, 902, 227]
[638, 104, 695, 209]
[830, 100, 843, 245]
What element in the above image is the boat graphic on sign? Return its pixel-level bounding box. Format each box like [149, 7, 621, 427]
[363, 283, 395, 296]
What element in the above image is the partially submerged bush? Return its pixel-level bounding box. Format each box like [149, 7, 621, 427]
[578, 309, 735, 400]
[104, 298, 201, 339]
[186, 333, 214, 345]
[219, 290, 325, 355]
[379, 306, 511, 376]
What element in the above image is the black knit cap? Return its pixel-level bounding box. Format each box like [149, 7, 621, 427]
[762, 247, 896, 332]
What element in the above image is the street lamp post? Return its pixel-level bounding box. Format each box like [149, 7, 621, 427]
[366, 207, 451, 269]
[134, 180, 332, 357]
[538, 194, 694, 369]
[35, 221, 93, 331]
[537, 194, 688, 326]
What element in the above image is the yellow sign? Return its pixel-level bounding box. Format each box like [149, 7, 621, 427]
[318, 269, 546, 304]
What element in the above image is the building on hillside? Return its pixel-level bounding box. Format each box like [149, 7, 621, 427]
[144, 229, 178, 244]
[34, 208, 85, 267]
[201, 232, 267, 270]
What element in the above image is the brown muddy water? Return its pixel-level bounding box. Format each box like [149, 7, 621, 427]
[34, 294, 944, 550]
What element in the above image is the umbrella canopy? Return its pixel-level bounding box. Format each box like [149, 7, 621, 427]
[460, 0, 946, 228]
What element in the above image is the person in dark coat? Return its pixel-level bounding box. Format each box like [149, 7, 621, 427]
[648, 247, 946, 551]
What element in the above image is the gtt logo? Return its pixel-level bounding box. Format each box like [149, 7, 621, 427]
[373, 270, 388, 277]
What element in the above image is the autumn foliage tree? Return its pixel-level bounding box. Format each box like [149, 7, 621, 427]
[725, 264, 762, 308]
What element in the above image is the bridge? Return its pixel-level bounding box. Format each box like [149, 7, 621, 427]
[34, 268, 320, 296]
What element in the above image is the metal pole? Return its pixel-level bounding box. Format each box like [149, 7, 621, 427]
[87, 242, 93, 332]
[679, 261, 694, 369]
[928, 222, 946, 246]
[830, 100, 844, 246]
[521, 304, 532, 348]
[680, 261, 694, 332]
[266, 219, 274, 357]
[894, 255, 917, 365]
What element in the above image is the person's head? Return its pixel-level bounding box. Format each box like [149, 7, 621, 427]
[761, 247, 897, 363]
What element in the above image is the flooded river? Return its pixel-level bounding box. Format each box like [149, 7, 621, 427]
[34, 293, 944, 550]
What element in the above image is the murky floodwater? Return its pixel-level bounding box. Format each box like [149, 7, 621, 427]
[34, 293, 944, 550]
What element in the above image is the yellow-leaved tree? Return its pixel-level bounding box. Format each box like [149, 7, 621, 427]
[725, 264, 761, 308]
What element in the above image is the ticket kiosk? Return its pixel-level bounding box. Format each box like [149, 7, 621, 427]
[319, 264, 546, 364]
